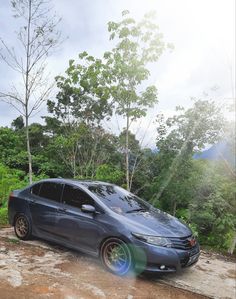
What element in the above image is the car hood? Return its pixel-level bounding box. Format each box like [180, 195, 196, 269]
[120, 209, 191, 238]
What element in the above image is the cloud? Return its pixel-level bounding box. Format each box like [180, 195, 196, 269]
[0, 0, 234, 144]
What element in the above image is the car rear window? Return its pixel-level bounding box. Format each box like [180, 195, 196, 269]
[31, 183, 41, 196]
[39, 182, 62, 202]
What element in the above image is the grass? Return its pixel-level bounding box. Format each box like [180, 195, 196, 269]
[8, 238, 20, 244]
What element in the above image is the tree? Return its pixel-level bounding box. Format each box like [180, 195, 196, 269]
[11, 116, 24, 131]
[151, 100, 225, 213]
[47, 52, 115, 178]
[49, 53, 112, 126]
[189, 160, 236, 252]
[0, 127, 27, 171]
[118, 130, 141, 190]
[45, 122, 120, 178]
[0, 0, 62, 183]
[104, 10, 170, 190]
[156, 100, 225, 156]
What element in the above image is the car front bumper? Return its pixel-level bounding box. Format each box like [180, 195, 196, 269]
[132, 238, 200, 273]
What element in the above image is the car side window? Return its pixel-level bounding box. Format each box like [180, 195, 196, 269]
[62, 184, 94, 209]
[39, 182, 62, 202]
[31, 183, 41, 196]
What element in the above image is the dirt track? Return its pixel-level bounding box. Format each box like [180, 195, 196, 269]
[0, 227, 235, 299]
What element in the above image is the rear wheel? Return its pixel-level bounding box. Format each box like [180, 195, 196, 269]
[100, 238, 133, 276]
[14, 214, 32, 240]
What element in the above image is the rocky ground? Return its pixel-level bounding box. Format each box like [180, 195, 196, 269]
[0, 227, 235, 299]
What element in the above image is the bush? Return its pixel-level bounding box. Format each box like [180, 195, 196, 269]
[0, 207, 8, 226]
[189, 161, 236, 251]
[0, 163, 49, 206]
[0, 163, 27, 205]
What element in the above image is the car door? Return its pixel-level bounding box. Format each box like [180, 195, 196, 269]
[27, 182, 63, 238]
[55, 184, 106, 254]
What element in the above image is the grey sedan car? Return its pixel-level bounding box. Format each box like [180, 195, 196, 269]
[8, 178, 200, 275]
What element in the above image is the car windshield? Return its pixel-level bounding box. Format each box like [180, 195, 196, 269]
[87, 184, 150, 214]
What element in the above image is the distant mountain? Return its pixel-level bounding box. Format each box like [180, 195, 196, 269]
[193, 141, 235, 167]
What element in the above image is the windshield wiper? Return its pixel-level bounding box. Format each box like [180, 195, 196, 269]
[126, 208, 148, 214]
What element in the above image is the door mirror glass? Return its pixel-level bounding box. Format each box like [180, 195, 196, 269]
[81, 204, 96, 213]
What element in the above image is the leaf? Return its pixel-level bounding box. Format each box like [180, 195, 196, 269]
[122, 10, 130, 17]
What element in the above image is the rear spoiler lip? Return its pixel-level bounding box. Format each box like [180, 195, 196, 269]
[11, 189, 22, 195]
[8, 189, 21, 200]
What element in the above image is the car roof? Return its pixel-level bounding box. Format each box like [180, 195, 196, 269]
[33, 178, 114, 188]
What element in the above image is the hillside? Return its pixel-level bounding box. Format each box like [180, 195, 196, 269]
[194, 141, 235, 167]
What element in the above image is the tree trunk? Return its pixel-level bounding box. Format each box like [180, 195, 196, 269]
[125, 114, 130, 191]
[25, 115, 33, 184]
[129, 154, 138, 192]
[25, 0, 33, 184]
[72, 154, 76, 178]
[172, 200, 177, 216]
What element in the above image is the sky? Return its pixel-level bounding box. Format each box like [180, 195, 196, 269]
[0, 0, 235, 147]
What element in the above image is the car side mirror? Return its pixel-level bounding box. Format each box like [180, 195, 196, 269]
[81, 204, 96, 213]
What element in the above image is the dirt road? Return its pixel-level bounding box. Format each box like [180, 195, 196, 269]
[0, 227, 235, 299]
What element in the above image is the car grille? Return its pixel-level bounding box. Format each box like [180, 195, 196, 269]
[180, 256, 189, 267]
[169, 235, 196, 250]
[180, 247, 200, 267]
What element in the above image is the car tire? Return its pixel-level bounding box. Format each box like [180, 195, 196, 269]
[14, 213, 32, 240]
[100, 238, 134, 276]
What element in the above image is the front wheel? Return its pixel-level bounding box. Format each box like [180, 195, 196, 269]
[14, 214, 32, 240]
[100, 238, 133, 276]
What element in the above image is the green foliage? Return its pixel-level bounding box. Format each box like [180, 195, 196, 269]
[148, 157, 236, 251]
[0, 163, 48, 226]
[146, 100, 235, 252]
[156, 100, 225, 157]
[119, 130, 140, 153]
[106, 11, 168, 120]
[0, 163, 26, 226]
[11, 116, 24, 131]
[0, 207, 8, 226]
[0, 163, 26, 205]
[0, 163, 48, 206]
[95, 164, 124, 185]
[189, 161, 236, 250]
[152, 100, 226, 210]
[7, 238, 20, 244]
[106, 11, 170, 190]
[51, 52, 112, 125]
[0, 101, 234, 253]
[0, 12, 234, 253]
[0, 127, 25, 167]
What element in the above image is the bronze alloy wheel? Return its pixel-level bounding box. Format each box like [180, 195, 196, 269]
[14, 214, 31, 240]
[101, 238, 132, 275]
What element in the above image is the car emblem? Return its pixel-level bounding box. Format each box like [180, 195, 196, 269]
[188, 237, 196, 247]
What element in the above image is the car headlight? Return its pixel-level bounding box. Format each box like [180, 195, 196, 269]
[132, 233, 172, 247]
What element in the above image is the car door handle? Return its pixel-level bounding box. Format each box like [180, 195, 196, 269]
[57, 207, 67, 213]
